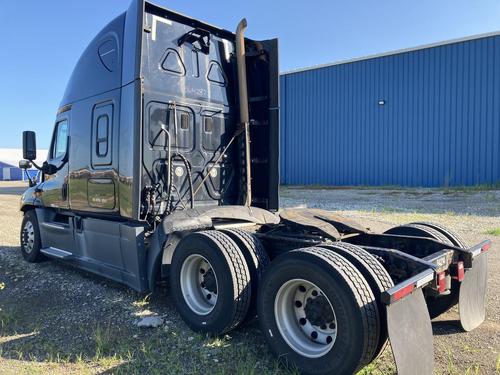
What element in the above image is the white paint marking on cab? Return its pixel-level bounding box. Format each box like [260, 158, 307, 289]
[151, 15, 173, 41]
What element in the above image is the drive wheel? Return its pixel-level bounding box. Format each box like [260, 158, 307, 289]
[320, 242, 393, 360]
[408, 221, 469, 248]
[20, 210, 45, 263]
[220, 228, 269, 320]
[384, 223, 459, 318]
[258, 247, 379, 375]
[170, 230, 251, 335]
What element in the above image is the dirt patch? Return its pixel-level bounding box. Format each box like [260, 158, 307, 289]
[1, 183, 499, 374]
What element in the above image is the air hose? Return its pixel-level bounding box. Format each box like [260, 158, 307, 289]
[165, 153, 194, 213]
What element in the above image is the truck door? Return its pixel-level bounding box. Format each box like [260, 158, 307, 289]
[36, 113, 77, 257]
[41, 115, 70, 209]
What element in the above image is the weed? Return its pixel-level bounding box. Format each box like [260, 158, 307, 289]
[93, 321, 114, 360]
[447, 349, 458, 374]
[0, 309, 16, 333]
[379, 207, 406, 213]
[485, 228, 500, 236]
[132, 293, 152, 308]
[465, 365, 480, 375]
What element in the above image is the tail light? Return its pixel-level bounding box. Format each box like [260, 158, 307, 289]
[382, 270, 434, 305]
[451, 261, 465, 281]
[393, 283, 415, 302]
[482, 242, 491, 252]
[437, 272, 446, 294]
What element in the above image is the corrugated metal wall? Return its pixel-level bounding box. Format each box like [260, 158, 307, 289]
[280, 34, 500, 187]
[0, 167, 22, 181]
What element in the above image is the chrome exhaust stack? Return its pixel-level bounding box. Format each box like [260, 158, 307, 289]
[235, 18, 252, 206]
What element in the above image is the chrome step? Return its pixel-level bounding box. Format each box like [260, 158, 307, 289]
[40, 247, 73, 259]
[40, 222, 69, 231]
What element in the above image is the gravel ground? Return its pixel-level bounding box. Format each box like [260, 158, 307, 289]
[1, 181, 499, 374]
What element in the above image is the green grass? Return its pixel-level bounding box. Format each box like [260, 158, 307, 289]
[443, 183, 500, 193]
[0, 309, 17, 334]
[92, 322, 115, 361]
[281, 184, 500, 192]
[485, 228, 500, 236]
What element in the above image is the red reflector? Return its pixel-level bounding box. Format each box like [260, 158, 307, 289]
[451, 261, 465, 282]
[393, 283, 415, 302]
[482, 242, 491, 252]
[457, 262, 465, 281]
[437, 272, 446, 293]
[457, 262, 464, 281]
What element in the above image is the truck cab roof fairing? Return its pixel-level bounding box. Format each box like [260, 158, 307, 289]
[59, 0, 147, 108]
[59, 0, 239, 109]
[59, 13, 125, 107]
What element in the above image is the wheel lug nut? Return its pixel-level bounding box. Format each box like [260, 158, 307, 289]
[311, 331, 318, 339]
[295, 301, 302, 308]
[299, 318, 307, 326]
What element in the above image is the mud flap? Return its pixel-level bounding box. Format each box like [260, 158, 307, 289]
[387, 289, 434, 375]
[459, 253, 488, 331]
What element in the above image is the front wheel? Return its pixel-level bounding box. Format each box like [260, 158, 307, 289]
[258, 247, 380, 375]
[20, 210, 45, 263]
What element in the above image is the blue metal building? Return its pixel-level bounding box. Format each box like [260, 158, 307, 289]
[0, 161, 23, 181]
[280, 32, 500, 187]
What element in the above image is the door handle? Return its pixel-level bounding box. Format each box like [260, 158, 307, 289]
[62, 182, 68, 201]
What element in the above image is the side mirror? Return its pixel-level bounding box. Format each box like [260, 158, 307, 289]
[19, 160, 32, 169]
[19, 160, 37, 187]
[22, 131, 37, 161]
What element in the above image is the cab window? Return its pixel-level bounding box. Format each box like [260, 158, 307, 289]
[52, 120, 68, 159]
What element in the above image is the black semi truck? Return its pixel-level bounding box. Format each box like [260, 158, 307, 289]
[18, 1, 492, 374]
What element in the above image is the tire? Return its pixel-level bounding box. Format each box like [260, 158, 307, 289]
[409, 221, 469, 248]
[169, 230, 251, 335]
[20, 210, 45, 263]
[384, 223, 459, 319]
[258, 247, 379, 375]
[409, 222, 468, 318]
[220, 228, 270, 320]
[384, 223, 453, 246]
[320, 242, 393, 361]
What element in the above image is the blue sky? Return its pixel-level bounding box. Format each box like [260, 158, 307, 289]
[1, 0, 500, 149]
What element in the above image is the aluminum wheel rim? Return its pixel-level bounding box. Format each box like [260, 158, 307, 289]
[180, 254, 218, 315]
[274, 278, 337, 358]
[22, 221, 35, 254]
